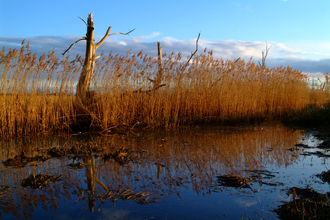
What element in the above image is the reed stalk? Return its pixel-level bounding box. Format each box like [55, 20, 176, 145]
[0, 42, 329, 138]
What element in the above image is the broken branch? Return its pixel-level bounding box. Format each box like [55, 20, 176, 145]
[131, 84, 166, 94]
[181, 32, 201, 72]
[62, 37, 86, 55]
[186, 32, 201, 65]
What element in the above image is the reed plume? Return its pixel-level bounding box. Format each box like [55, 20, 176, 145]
[0, 41, 328, 138]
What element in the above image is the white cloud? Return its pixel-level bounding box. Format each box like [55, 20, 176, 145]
[132, 32, 160, 43]
[118, 41, 127, 46]
[312, 52, 330, 57]
[1, 35, 330, 75]
[274, 43, 306, 56]
[161, 36, 180, 42]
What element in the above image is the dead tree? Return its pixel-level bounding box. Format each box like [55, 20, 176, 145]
[134, 32, 201, 94]
[258, 42, 272, 68]
[154, 42, 164, 90]
[62, 13, 135, 104]
[147, 42, 164, 91]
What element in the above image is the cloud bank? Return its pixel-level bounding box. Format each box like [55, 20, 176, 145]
[0, 34, 329, 78]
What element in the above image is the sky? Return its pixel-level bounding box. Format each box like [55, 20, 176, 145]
[1, 0, 330, 78]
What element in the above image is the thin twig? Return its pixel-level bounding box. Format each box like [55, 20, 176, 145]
[132, 84, 166, 94]
[130, 121, 140, 130]
[242, 202, 267, 220]
[109, 28, 136, 37]
[95, 27, 135, 49]
[78, 16, 88, 26]
[62, 37, 86, 55]
[245, 184, 261, 204]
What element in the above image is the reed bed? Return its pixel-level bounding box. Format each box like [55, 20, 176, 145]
[0, 41, 329, 138]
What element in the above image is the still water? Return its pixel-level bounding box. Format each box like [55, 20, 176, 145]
[0, 124, 329, 219]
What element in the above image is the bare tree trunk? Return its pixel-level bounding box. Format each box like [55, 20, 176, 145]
[259, 42, 272, 68]
[153, 42, 164, 90]
[62, 13, 135, 106]
[77, 14, 96, 102]
[132, 33, 200, 94]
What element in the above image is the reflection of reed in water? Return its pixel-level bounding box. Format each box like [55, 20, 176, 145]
[0, 125, 305, 218]
[97, 125, 304, 194]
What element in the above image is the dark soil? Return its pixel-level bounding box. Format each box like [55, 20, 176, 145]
[21, 173, 62, 189]
[217, 175, 252, 188]
[102, 146, 132, 165]
[68, 162, 85, 169]
[317, 169, 330, 186]
[2, 152, 50, 167]
[98, 188, 157, 204]
[275, 187, 330, 220]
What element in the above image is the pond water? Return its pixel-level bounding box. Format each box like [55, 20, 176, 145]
[0, 123, 329, 220]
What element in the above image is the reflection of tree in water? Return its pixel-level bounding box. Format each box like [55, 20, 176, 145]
[83, 155, 108, 212]
[0, 125, 304, 218]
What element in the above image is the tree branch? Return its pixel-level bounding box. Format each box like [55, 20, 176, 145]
[187, 32, 201, 64]
[108, 28, 136, 37]
[78, 16, 88, 26]
[95, 27, 112, 49]
[62, 37, 86, 55]
[131, 84, 166, 94]
[181, 32, 201, 71]
[95, 27, 135, 49]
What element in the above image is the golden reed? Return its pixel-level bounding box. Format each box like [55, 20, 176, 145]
[0, 41, 329, 138]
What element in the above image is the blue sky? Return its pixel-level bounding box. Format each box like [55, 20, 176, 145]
[1, 0, 330, 78]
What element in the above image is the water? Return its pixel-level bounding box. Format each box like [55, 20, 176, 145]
[0, 124, 329, 219]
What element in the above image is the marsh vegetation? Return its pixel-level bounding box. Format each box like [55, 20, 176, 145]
[1, 42, 330, 139]
[2, 37, 330, 219]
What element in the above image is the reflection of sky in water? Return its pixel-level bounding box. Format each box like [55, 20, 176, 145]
[1, 125, 329, 219]
[272, 134, 330, 194]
